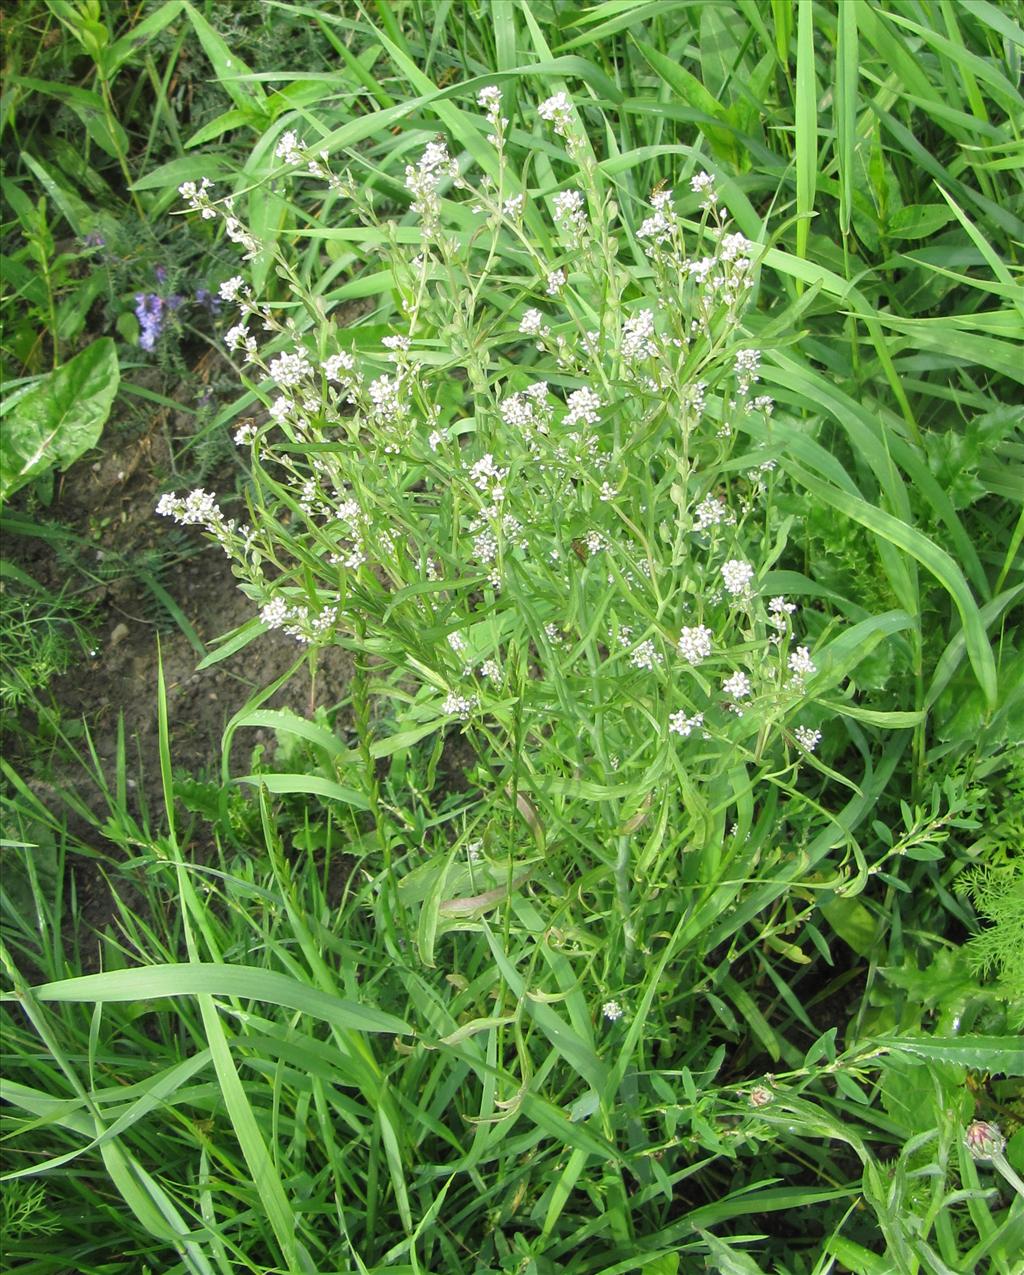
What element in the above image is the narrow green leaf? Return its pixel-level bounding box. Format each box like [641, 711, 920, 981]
[6, 963, 410, 1034]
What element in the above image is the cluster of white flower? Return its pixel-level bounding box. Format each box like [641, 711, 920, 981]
[734, 348, 761, 396]
[621, 310, 658, 363]
[768, 596, 798, 627]
[500, 383, 552, 446]
[677, 624, 713, 665]
[225, 322, 257, 359]
[552, 189, 587, 245]
[788, 645, 817, 682]
[794, 725, 822, 753]
[721, 559, 755, 597]
[219, 275, 249, 303]
[630, 638, 662, 671]
[275, 130, 305, 166]
[564, 387, 602, 428]
[180, 180, 260, 257]
[443, 690, 478, 720]
[538, 91, 574, 138]
[637, 187, 679, 253]
[469, 453, 508, 497]
[690, 170, 717, 212]
[478, 85, 507, 145]
[269, 349, 312, 389]
[404, 140, 458, 232]
[687, 231, 756, 331]
[747, 394, 775, 416]
[546, 268, 566, 295]
[259, 595, 337, 643]
[669, 710, 704, 738]
[179, 177, 217, 219]
[156, 489, 249, 559]
[602, 1000, 624, 1022]
[693, 494, 734, 532]
[367, 373, 405, 423]
[722, 670, 752, 701]
[519, 309, 547, 338]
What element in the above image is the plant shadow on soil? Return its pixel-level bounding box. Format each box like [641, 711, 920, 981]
[3, 404, 356, 958]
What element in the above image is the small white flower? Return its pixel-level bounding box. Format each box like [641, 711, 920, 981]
[788, 646, 817, 681]
[693, 494, 731, 531]
[669, 710, 704, 738]
[690, 170, 717, 210]
[621, 309, 658, 363]
[564, 387, 602, 428]
[769, 596, 797, 619]
[721, 559, 755, 597]
[794, 726, 822, 752]
[268, 396, 292, 425]
[538, 92, 574, 137]
[480, 659, 501, 680]
[546, 268, 566, 295]
[677, 625, 713, 665]
[224, 323, 256, 358]
[261, 597, 290, 629]
[219, 275, 247, 302]
[503, 193, 524, 218]
[443, 690, 478, 719]
[179, 177, 217, 218]
[519, 308, 544, 336]
[469, 453, 508, 493]
[602, 1000, 624, 1022]
[734, 347, 761, 394]
[722, 671, 751, 700]
[269, 349, 312, 388]
[234, 421, 258, 446]
[324, 351, 355, 381]
[478, 85, 502, 116]
[275, 130, 305, 164]
[630, 639, 662, 671]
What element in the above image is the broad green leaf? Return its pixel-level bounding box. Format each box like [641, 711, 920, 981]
[0, 337, 118, 505]
[887, 204, 958, 238]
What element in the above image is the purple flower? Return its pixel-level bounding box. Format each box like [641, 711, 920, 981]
[134, 291, 184, 351]
[195, 288, 222, 314]
[135, 292, 165, 351]
[154, 265, 168, 284]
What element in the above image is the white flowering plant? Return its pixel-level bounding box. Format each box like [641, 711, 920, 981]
[166, 89, 839, 865]
[145, 80, 1002, 1266]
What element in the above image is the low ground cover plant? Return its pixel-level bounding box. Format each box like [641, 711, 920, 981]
[1, 3, 1022, 1273]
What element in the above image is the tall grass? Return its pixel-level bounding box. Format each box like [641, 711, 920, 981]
[2, 3, 1022, 1272]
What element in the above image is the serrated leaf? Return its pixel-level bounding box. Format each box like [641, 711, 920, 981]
[885, 1035, 1024, 1075]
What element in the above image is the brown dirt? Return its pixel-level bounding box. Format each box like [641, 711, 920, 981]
[3, 396, 356, 942]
